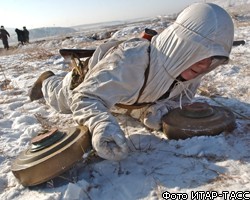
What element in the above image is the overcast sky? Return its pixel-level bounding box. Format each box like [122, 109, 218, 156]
[1, 0, 202, 29]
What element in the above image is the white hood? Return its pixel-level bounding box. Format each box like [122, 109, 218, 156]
[140, 3, 234, 102]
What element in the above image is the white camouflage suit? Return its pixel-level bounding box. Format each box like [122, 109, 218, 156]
[42, 3, 234, 160]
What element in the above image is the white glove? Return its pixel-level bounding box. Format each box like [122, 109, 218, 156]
[142, 100, 179, 130]
[92, 123, 128, 161]
[143, 104, 168, 130]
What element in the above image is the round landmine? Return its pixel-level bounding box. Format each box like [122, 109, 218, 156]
[11, 126, 91, 186]
[162, 102, 236, 140]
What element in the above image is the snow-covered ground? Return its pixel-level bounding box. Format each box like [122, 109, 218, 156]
[0, 1, 250, 200]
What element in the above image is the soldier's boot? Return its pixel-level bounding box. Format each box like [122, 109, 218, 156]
[29, 71, 55, 101]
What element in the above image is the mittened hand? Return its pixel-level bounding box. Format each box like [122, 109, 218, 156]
[92, 124, 128, 161]
[143, 103, 169, 130]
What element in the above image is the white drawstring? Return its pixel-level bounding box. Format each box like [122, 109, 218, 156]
[179, 92, 183, 109]
[173, 80, 194, 109]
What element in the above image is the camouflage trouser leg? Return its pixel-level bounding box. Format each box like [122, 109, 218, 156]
[42, 57, 89, 113]
[42, 71, 73, 114]
[69, 57, 90, 90]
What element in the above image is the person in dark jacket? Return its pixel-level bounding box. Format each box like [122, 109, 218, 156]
[15, 28, 25, 45]
[0, 26, 10, 50]
[23, 26, 29, 43]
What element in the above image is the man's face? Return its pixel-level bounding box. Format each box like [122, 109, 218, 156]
[180, 58, 212, 80]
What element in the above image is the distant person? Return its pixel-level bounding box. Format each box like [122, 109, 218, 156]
[23, 26, 29, 43]
[15, 28, 25, 45]
[0, 26, 10, 50]
[29, 3, 234, 161]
